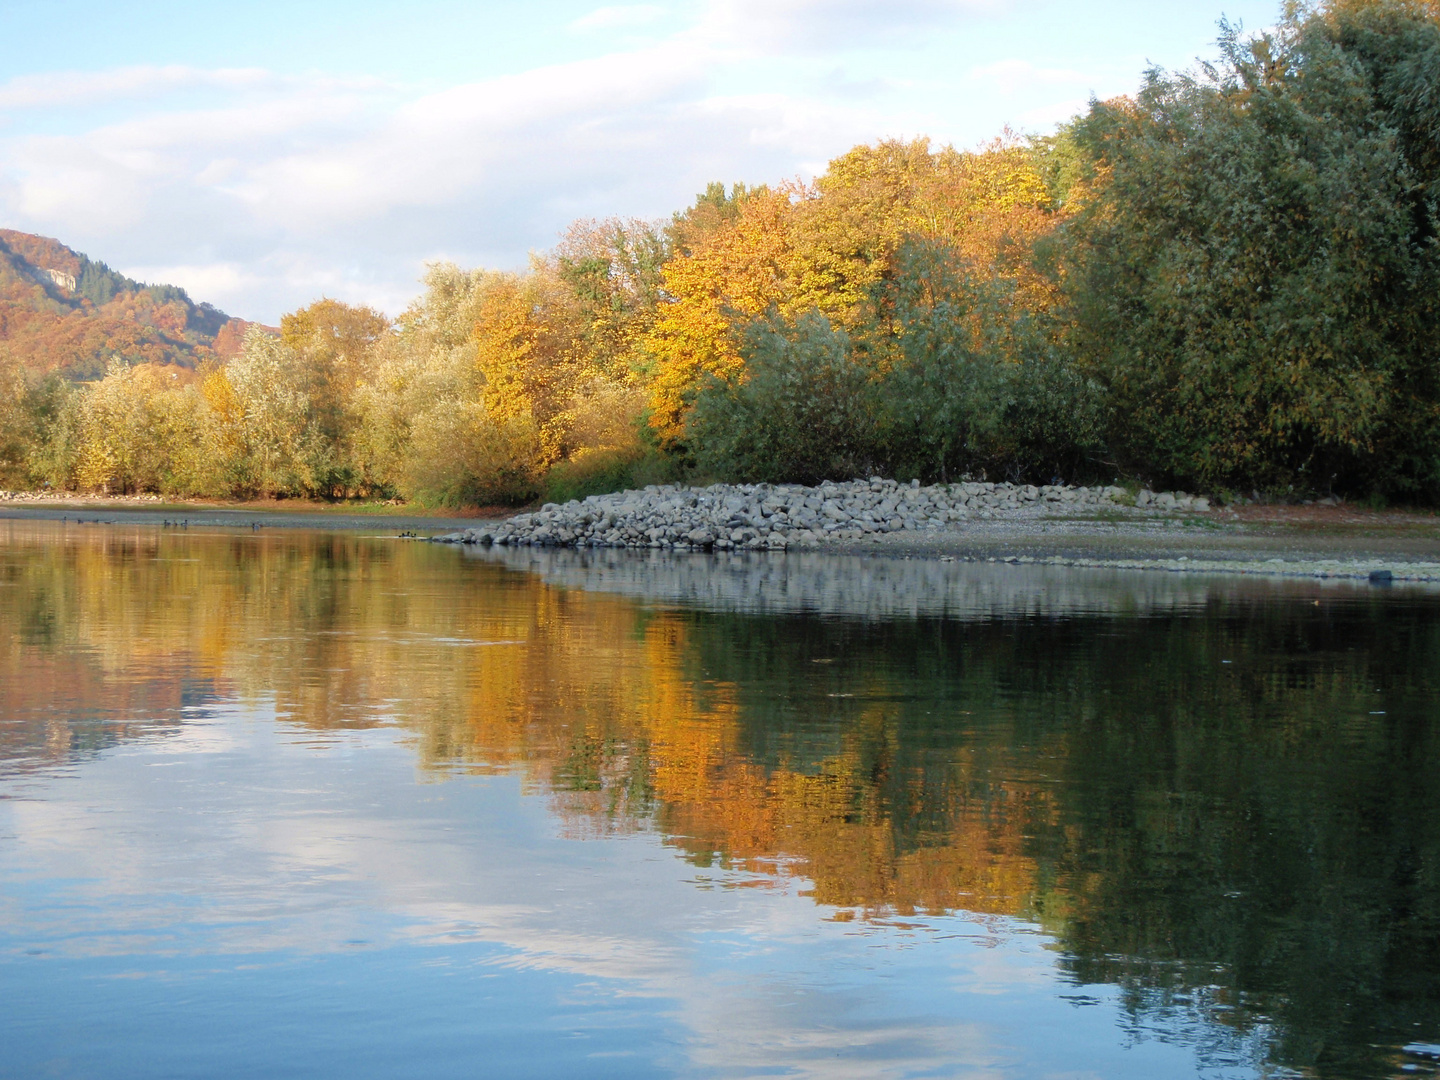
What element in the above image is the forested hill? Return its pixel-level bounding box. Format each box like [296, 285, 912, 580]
[0, 229, 247, 379]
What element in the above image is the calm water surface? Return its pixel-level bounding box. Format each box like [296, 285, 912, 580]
[1, 521, 1438, 1079]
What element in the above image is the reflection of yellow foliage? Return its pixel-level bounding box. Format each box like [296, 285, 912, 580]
[0, 524, 1050, 921]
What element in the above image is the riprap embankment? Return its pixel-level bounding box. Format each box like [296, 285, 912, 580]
[438, 478, 1209, 550]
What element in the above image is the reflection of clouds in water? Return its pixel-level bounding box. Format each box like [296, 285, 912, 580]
[947, 935, 1065, 994]
[0, 706, 1211, 1078]
[143, 718, 239, 755]
[7, 524, 1414, 1077]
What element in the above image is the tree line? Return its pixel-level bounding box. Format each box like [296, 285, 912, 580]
[1, 0, 1436, 505]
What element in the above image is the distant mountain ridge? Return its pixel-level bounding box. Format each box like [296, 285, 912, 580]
[0, 229, 249, 380]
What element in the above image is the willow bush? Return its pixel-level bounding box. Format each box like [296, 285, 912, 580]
[687, 312, 881, 484]
[1057, 0, 1440, 497]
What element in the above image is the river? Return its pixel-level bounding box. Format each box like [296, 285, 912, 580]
[1, 520, 1437, 1079]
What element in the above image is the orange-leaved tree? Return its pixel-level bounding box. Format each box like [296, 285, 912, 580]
[643, 186, 799, 448]
[645, 140, 1066, 452]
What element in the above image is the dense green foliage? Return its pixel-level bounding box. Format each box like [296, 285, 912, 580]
[688, 241, 1104, 485]
[688, 313, 879, 483]
[1054, 0, 1440, 497]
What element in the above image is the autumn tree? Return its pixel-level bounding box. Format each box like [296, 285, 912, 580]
[666, 182, 757, 257]
[644, 186, 798, 447]
[211, 330, 320, 497]
[646, 140, 1063, 451]
[279, 298, 391, 495]
[353, 264, 542, 506]
[550, 218, 667, 380]
[56, 362, 210, 495]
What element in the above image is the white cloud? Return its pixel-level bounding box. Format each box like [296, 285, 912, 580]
[0, 37, 899, 320]
[119, 251, 425, 325]
[696, 0, 1013, 51]
[0, 66, 384, 112]
[0, 0, 1046, 323]
[0, 0, 1252, 323]
[968, 58, 1091, 95]
[569, 5, 669, 32]
[204, 44, 722, 235]
[1013, 97, 1090, 132]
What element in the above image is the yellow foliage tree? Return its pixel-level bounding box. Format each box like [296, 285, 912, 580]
[645, 139, 1064, 448]
[351, 264, 543, 506]
[71, 362, 209, 495]
[644, 187, 799, 447]
[792, 136, 1058, 329]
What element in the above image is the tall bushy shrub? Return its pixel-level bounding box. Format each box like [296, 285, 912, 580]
[45, 362, 213, 495]
[217, 330, 321, 498]
[874, 241, 1103, 483]
[399, 399, 540, 508]
[687, 312, 880, 483]
[0, 355, 66, 489]
[1058, 0, 1440, 496]
[689, 242, 1104, 485]
[353, 266, 542, 506]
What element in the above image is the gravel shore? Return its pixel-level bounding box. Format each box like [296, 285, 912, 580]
[436, 478, 1440, 583]
[439, 478, 1200, 550]
[4, 482, 1436, 583]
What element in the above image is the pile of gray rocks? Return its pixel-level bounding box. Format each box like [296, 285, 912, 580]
[438, 478, 1210, 551]
[0, 489, 165, 503]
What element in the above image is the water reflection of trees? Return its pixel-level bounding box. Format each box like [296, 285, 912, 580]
[2, 522, 1437, 1077]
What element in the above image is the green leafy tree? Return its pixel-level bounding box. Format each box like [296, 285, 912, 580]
[688, 312, 880, 483]
[1056, 0, 1440, 496]
[0, 353, 68, 488]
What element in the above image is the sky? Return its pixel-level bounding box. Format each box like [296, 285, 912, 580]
[0, 0, 1278, 323]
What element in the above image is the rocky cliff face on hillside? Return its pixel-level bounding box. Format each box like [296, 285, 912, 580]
[0, 229, 249, 379]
